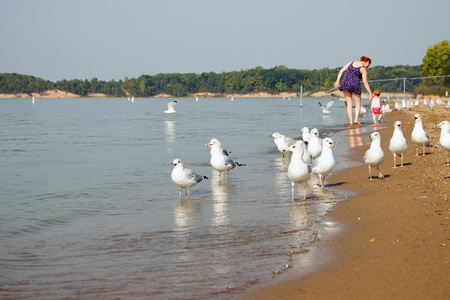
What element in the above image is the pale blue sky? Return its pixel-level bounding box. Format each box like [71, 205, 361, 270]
[1, 0, 449, 81]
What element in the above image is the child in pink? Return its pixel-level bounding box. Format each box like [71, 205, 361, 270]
[370, 90, 382, 124]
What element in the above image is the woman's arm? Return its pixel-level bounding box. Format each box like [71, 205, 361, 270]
[334, 62, 351, 88]
[361, 67, 372, 98]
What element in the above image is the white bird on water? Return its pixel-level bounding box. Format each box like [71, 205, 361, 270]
[318, 100, 334, 114]
[270, 132, 296, 161]
[206, 138, 245, 182]
[287, 141, 310, 200]
[360, 105, 367, 114]
[171, 158, 208, 199]
[311, 138, 336, 189]
[437, 121, 450, 164]
[411, 114, 430, 156]
[363, 132, 385, 180]
[164, 101, 178, 115]
[389, 121, 408, 168]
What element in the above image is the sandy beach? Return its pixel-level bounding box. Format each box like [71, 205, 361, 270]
[236, 103, 449, 299]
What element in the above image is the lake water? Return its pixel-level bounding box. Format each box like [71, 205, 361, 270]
[0, 97, 379, 299]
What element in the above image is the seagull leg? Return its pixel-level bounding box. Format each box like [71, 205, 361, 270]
[368, 166, 373, 180]
[187, 188, 191, 198]
[447, 152, 450, 165]
[377, 167, 384, 179]
[392, 155, 397, 168]
[225, 171, 228, 182]
[291, 182, 295, 201]
[415, 146, 419, 156]
[400, 154, 404, 167]
[303, 182, 307, 200]
[422, 145, 426, 156]
[179, 188, 182, 200]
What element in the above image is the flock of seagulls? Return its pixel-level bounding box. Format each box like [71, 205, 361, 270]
[362, 111, 450, 180]
[168, 98, 449, 200]
[171, 137, 247, 199]
[271, 128, 336, 199]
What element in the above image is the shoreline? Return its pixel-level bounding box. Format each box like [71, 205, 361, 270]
[1, 90, 445, 100]
[235, 104, 449, 298]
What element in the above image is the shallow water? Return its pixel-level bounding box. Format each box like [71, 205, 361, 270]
[0, 97, 380, 299]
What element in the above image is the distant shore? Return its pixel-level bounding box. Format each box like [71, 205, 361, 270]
[1, 90, 444, 100]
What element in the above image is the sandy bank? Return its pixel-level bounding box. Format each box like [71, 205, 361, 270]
[235, 103, 449, 299]
[2, 90, 444, 100]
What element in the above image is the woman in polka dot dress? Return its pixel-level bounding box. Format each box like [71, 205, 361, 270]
[334, 56, 373, 125]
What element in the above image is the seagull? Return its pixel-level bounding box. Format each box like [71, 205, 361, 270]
[446, 101, 450, 109]
[428, 99, 435, 109]
[311, 138, 336, 189]
[424, 99, 428, 106]
[360, 105, 367, 114]
[437, 98, 445, 106]
[300, 127, 311, 143]
[206, 138, 245, 182]
[164, 101, 178, 115]
[414, 99, 420, 106]
[287, 141, 310, 200]
[171, 158, 208, 198]
[389, 121, 408, 168]
[437, 121, 450, 164]
[411, 114, 430, 156]
[318, 100, 334, 114]
[363, 132, 385, 180]
[270, 132, 296, 161]
[307, 129, 322, 160]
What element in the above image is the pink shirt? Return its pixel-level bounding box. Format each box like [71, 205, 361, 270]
[371, 96, 381, 108]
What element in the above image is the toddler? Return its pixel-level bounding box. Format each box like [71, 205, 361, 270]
[370, 90, 382, 124]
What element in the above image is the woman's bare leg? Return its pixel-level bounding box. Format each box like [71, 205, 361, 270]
[343, 91, 353, 124]
[354, 93, 361, 124]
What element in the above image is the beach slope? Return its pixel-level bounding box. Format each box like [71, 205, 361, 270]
[236, 103, 449, 299]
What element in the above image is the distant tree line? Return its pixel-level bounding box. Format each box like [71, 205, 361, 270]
[2, 40, 448, 98]
[0, 65, 426, 98]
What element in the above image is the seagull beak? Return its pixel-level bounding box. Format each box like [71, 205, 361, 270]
[206, 143, 212, 148]
[171, 163, 176, 168]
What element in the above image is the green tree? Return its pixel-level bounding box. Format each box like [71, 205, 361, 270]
[422, 40, 450, 84]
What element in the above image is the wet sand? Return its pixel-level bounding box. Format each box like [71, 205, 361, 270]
[236, 102, 450, 299]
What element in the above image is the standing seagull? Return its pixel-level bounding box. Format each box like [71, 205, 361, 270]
[307, 130, 322, 160]
[207, 138, 245, 182]
[389, 121, 408, 168]
[437, 121, 450, 164]
[270, 132, 296, 161]
[164, 101, 178, 115]
[363, 132, 385, 180]
[287, 141, 310, 200]
[311, 138, 336, 189]
[411, 114, 430, 156]
[300, 127, 311, 143]
[318, 100, 334, 114]
[171, 158, 208, 199]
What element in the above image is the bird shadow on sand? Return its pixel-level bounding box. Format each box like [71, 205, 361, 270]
[324, 181, 347, 188]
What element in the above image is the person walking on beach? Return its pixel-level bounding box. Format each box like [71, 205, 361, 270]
[334, 56, 373, 125]
[370, 90, 383, 124]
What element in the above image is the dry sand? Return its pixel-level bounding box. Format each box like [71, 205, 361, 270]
[235, 102, 449, 299]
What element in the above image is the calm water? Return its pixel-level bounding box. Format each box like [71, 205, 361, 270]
[0, 97, 379, 299]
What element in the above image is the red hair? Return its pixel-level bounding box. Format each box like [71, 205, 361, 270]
[361, 56, 372, 64]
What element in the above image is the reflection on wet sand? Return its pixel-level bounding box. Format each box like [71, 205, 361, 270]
[174, 198, 202, 229]
[272, 157, 291, 200]
[210, 171, 232, 227]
